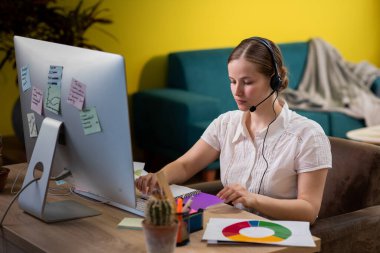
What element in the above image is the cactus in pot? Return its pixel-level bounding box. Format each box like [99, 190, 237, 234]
[145, 195, 176, 226]
[142, 193, 179, 253]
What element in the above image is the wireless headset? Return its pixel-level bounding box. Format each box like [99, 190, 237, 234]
[249, 37, 282, 92]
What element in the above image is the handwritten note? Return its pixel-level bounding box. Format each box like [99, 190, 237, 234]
[48, 65, 63, 86]
[80, 107, 102, 135]
[21, 66, 32, 92]
[45, 84, 61, 114]
[31, 86, 43, 115]
[67, 78, 86, 110]
[27, 113, 38, 137]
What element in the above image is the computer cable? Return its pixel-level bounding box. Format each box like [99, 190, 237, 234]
[0, 177, 40, 227]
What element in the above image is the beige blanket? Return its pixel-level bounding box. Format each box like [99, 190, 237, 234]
[283, 38, 380, 126]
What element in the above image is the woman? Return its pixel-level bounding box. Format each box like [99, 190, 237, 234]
[136, 37, 332, 223]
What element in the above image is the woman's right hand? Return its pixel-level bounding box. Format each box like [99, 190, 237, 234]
[135, 173, 159, 195]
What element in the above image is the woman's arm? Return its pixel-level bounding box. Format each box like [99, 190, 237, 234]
[217, 168, 328, 223]
[135, 139, 219, 193]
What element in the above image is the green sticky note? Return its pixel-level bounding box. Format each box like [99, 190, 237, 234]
[117, 217, 143, 230]
[45, 84, 61, 114]
[80, 107, 102, 135]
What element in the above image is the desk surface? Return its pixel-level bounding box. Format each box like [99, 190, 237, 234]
[0, 164, 320, 253]
[346, 125, 380, 145]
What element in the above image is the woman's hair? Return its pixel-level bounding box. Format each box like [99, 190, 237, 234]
[228, 37, 289, 91]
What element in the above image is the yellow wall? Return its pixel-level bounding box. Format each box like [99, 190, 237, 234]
[1, 0, 379, 135]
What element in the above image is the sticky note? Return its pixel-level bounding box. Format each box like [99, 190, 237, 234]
[67, 78, 86, 110]
[45, 84, 61, 114]
[27, 113, 38, 137]
[48, 65, 63, 86]
[117, 217, 143, 230]
[21, 66, 32, 92]
[80, 107, 102, 135]
[31, 86, 43, 115]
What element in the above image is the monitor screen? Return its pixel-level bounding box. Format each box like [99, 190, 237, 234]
[14, 36, 137, 218]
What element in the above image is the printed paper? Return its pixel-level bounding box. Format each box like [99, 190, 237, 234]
[27, 113, 38, 137]
[203, 218, 315, 247]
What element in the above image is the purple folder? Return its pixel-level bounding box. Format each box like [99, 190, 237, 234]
[184, 192, 223, 211]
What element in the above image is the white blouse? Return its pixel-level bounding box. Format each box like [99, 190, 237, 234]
[201, 101, 332, 200]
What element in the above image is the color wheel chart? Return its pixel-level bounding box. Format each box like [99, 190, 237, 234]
[222, 220, 292, 243]
[203, 218, 316, 247]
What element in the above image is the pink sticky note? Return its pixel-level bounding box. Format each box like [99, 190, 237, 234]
[31, 86, 43, 115]
[67, 78, 86, 110]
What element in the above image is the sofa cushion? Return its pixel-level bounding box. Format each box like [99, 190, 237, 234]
[318, 137, 380, 219]
[167, 48, 235, 113]
[279, 42, 309, 90]
[312, 205, 380, 253]
[167, 42, 310, 114]
[330, 112, 365, 138]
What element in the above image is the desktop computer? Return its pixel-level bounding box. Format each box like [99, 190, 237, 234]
[14, 36, 144, 221]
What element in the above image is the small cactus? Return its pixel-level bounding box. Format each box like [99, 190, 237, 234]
[145, 194, 175, 226]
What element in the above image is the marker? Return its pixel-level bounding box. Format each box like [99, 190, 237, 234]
[177, 197, 183, 214]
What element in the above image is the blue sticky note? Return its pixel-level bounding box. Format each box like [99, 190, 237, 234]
[21, 65, 32, 92]
[48, 65, 63, 86]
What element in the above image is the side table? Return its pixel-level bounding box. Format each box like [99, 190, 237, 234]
[346, 125, 380, 145]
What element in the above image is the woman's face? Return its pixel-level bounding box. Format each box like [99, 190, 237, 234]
[228, 58, 271, 112]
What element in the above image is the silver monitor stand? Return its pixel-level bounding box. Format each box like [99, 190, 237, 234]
[18, 117, 101, 223]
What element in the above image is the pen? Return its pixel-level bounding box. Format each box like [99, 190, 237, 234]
[182, 196, 193, 213]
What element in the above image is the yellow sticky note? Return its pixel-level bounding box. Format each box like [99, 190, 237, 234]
[117, 217, 143, 230]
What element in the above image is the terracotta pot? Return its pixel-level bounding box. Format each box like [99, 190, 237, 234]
[142, 220, 179, 253]
[0, 167, 10, 192]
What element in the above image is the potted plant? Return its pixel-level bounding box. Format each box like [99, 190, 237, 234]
[0, 138, 10, 191]
[142, 193, 179, 253]
[0, 0, 115, 141]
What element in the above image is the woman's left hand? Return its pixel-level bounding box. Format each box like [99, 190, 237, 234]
[216, 184, 256, 207]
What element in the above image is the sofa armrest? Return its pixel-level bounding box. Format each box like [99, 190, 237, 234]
[371, 77, 380, 97]
[133, 88, 221, 154]
[311, 205, 380, 253]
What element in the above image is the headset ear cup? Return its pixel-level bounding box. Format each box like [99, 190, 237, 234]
[270, 75, 281, 91]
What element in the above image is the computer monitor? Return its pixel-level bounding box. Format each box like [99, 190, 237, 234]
[14, 36, 140, 222]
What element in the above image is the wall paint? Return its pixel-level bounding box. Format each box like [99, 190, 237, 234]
[1, 0, 379, 135]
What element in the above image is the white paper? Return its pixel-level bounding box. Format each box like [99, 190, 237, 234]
[27, 112, 38, 137]
[202, 218, 315, 247]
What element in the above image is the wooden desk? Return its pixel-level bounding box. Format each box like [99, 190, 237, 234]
[0, 164, 320, 253]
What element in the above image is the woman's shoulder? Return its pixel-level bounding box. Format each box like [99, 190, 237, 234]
[215, 110, 244, 123]
[288, 111, 327, 136]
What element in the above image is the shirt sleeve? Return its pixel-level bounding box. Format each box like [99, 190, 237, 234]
[295, 128, 332, 173]
[201, 117, 222, 151]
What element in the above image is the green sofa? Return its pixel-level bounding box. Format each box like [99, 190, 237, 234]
[133, 41, 380, 170]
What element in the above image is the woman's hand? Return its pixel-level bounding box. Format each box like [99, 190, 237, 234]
[135, 173, 159, 195]
[217, 184, 256, 208]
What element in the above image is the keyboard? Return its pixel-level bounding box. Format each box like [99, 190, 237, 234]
[136, 197, 147, 213]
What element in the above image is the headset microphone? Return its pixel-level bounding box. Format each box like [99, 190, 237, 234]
[249, 90, 275, 112]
